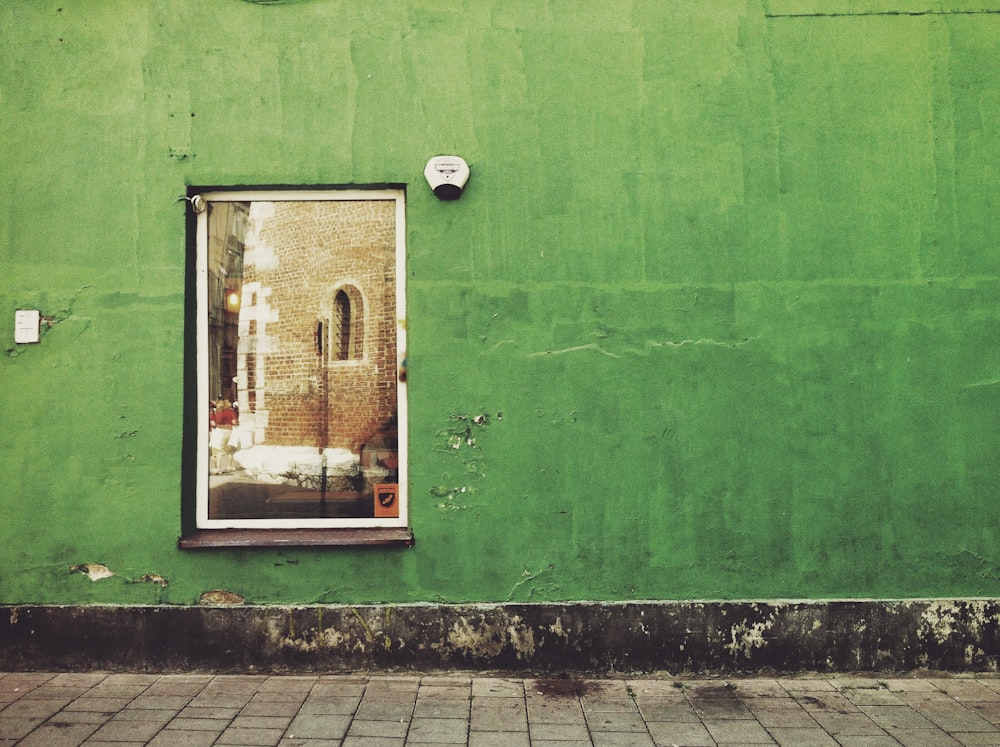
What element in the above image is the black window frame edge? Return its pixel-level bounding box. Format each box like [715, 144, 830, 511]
[178, 183, 413, 550]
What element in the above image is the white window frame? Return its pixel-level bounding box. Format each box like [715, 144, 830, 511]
[193, 188, 407, 531]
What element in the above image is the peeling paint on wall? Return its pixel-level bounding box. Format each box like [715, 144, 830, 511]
[431, 412, 501, 510]
[70, 564, 114, 582]
[443, 613, 537, 661]
[199, 590, 245, 606]
[725, 615, 776, 659]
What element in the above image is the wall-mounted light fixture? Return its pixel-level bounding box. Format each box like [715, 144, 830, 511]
[225, 285, 241, 314]
[424, 155, 470, 200]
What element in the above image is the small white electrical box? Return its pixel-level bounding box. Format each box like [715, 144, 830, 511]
[14, 309, 41, 344]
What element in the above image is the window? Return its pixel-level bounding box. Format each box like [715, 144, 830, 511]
[329, 285, 364, 362]
[181, 188, 410, 548]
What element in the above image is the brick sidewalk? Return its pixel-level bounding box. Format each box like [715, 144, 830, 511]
[2, 671, 1000, 746]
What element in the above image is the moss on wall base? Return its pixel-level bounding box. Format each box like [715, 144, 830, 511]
[3, 600, 1000, 674]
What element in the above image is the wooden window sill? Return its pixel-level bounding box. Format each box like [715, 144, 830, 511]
[178, 528, 414, 549]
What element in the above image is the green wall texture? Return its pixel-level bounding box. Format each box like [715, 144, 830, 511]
[2, 0, 999, 605]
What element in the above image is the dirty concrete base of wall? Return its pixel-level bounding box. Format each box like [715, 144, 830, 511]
[2, 601, 998, 673]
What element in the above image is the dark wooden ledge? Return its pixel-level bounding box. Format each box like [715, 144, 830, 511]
[178, 527, 414, 549]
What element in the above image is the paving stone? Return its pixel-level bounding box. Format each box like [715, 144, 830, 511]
[187, 694, 254, 709]
[781, 679, 838, 693]
[795, 690, 862, 713]
[87, 716, 169, 742]
[216, 726, 287, 745]
[860, 704, 937, 729]
[49, 673, 108, 688]
[530, 721, 591, 741]
[164, 717, 231, 732]
[732, 679, 790, 697]
[688, 696, 753, 720]
[239, 698, 305, 717]
[156, 675, 215, 685]
[144, 682, 210, 697]
[809, 711, 886, 736]
[17, 721, 103, 746]
[104, 674, 160, 686]
[470, 731, 530, 747]
[471, 678, 525, 697]
[470, 698, 527, 731]
[835, 737, 903, 747]
[969, 700, 1000, 724]
[587, 710, 648, 732]
[260, 676, 318, 692]
[645, 720, 714, 746]
[883, 679, 940, 693]
[417, 685, 470, 700]
[591, 731, 655, 746]
[308, 683, 365, 698]
[23, 685, 93, 699]
[176, 705, 241, 720]
[288, 737, 350, 747]
[86, 684, 149, 699]
[920, 706, 999, 732]
[355, 699, 414, 721]
[680, 680, 734, 693]
[65, 696, 135, 712]
[978, 680, 1000, 696]
[635, 696, 701, 722]
[126, 694, 193, 710]
[0, 715, 46, 740]
[886, 729, 964, 746]
[944, 682, 1000, 702]
[109, 708, 177, 724]
[842, 688, 906, 706]
[413, 697, 469, 718]
[703, 717, 777, 743]
[230, 715, 293, 730]
[148, 730, 221, 746]
[625, 680, 689, 696]
[298, 695, 362, 715]
[244, 690, 308, 703]
[582, 696, 639, 713]
[0, 698, 72, 718]
[286, 713, 351, 740]
[341, 738, 402, 747]
[767, 727, 840, 746]
[192, 685, 257, 706]
[955, 733, 1000, 746]
[526, 699, 587, 724]
[831, 677, 886, 689]
[406, 716, 468, 743]
[48, 709, 115, 724]
[366, 677, 420, 692]
[420, 676, 471, 688]
[347, 718, 408, 738]
[749, 703, 821, 728]
[361, 688, 420, 702]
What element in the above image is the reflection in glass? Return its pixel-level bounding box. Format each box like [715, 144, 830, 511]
[204, 197, 401, 522]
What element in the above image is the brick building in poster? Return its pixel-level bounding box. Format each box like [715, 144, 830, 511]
[235, 199, 398, 454]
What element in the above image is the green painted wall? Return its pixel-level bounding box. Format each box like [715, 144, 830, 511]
[2, 0, 999, 605]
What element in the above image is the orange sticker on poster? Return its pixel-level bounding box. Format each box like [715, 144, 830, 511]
[374, 484, 400, 518]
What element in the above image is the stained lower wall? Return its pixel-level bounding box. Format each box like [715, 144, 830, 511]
[3, 601, 1000, 673]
